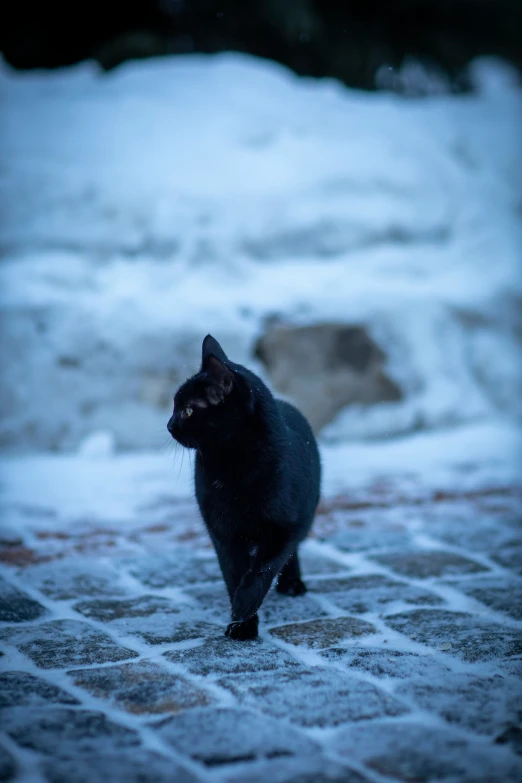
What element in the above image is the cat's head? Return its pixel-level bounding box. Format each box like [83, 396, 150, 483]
[167, 335, 261, 449]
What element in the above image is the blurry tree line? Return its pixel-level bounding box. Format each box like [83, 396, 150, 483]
[1, 0, 521, 91]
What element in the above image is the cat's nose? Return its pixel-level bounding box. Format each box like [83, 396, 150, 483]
[167, 416, 175, 434]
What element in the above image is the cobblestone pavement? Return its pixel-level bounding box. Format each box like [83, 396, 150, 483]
[1, 484, 521, 783]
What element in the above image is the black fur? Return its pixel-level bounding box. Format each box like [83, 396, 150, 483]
[167, 334, 321, 640]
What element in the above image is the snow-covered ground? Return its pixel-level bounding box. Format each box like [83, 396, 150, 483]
[0, 422, 519, 547]
[0, 53, 521, 455]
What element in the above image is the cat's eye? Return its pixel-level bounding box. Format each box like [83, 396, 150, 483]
[182, 407, 193, 419]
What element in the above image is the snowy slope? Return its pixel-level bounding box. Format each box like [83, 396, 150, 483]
[0, 53, 521, 451]
[1, 422, 519, 541]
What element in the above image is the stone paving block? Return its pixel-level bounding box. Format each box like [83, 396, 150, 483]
[0, 619, 139, 668]
[0, 574, 47, 622]
[0, 671, 79, 708]
[269, 617, 376, 649]
[371, 548, 488, 578]
[330, 721, 522, 783]
[164, 636, 303, 676]
[495, 727, 522, 757]
[386, 609, 522, 662]
[0, 744, 17, 782]
[326, 515, 413, 553]
[69, 660, 214, 715]
[19, 558, 128, 600]
[260, 591, 329, 625]
[309, 574, 443, 614]
[185, 584, 328, 626]
[127, 551, 222, 588]
[298, 548, 349, 576]
[443, 576, 522, 621]
[73, 593, 221, 644]
[182, 583, 231, 619]
[138, 619, 222, 645]
[41, 750, 200, 783]
[319, 646, 452, 679]
[491, 541, 522, 575]
[223, 756, 372, 783]
[152, 706, 317, 766]
[73, 594, 182, 622]
[218, 668, 409, 728]
[499, 657, 522, 678]
[4, 707, 140, 755]
[422, 510, 521, 566]
[397, 673, 521, 735]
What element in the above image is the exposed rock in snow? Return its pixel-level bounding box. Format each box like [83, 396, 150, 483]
[255, 322, 401, 431]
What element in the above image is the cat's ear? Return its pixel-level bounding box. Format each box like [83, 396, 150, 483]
[202, 334, 228, 367]
[205, 355, 234, 403]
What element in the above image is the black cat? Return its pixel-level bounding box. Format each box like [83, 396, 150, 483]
[167, 335, 321, 640]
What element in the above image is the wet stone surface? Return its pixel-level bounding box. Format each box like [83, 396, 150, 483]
[164, 636, 303, 676]
[0, 671, 79, 708]
[4, 707, 140, 755]
[319, 646, 453, 679]
[386, 609, 522, 662]
[127, 551, 222, 588]
[184, 583, 328, 626]
[41, 750, 200, 783]
[396, 672, 522, 739]
[371, 548, 489, 578]
[496, 727, 522, 757]
[69, 660, 214, 715]
[0, 619, 139, 668]
[0, 745, 17, 782]
[183, 583, 231, 620]
[442, 575, 522, 621]
[137, 619, 222, 645]
[0, 575, 47, 622]
[1, 486, 521, 783]
[499, 656, 522, 678]
[330, 721, 522, 783]
[325, 515, 414, 553]
[223, 757, 372, 783]
[218, 668, 409, 727]
[152, 706, 316, 766]
[298, 547, 349, 576]
[308, 574, 443, 614]
[421, 509, 521, 569]
[74, 594, 222, 644]
[73, 594, 183, 622]
[19, 559, 128, 600]
[268, 616, 376, 648]
[259, 591, 328, 625]
[491, 540, 522, 574]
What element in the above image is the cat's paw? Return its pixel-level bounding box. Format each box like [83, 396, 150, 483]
[225, 615, 259, 641]
[276, 578, 307, 597]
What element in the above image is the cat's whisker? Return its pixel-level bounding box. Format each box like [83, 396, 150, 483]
[177, 446, 185, 483]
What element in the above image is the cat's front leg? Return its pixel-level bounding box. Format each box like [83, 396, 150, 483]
[231, 544, 294, 622]
[210, 534, 260, 639]
[225, 614, 259, 640]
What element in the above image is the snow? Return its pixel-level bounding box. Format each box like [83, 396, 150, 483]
[321, 420, 522, 497]
[0, 52, 521, 452]
[0, 422, 518, 539]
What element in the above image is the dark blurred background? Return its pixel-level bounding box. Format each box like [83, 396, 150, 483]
[1, 0, 521, 91]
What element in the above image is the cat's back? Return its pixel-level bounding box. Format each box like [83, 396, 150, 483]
[276, 398, 313, 439]
[276, 399, 321, 482]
